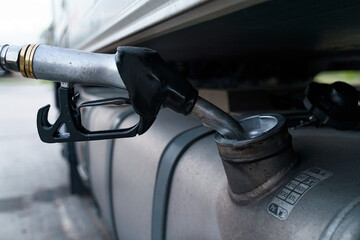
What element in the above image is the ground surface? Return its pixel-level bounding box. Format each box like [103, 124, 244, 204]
[0, 74, 112, 240]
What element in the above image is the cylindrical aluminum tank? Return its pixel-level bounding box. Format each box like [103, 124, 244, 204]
[165, 127, 360, 240]
[84, 107, 360, 240]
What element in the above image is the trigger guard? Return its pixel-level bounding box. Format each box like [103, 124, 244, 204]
[37, 104, 67, 143]
[37, 85, 143, 143]
[38, 104, 52, 128]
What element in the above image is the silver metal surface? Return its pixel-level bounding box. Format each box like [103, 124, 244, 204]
[0, 44, 9, 70]
[33, 45, 125, 88]
[80, 105, 360, 240]
[5, 45, 21, 71]
[167, 126, 360, 240]
[0, 44, 125, 88]
[110, 110, 200, 240]
[241, 114, 278, 138]
[0, 45, 22, 72]
[322, 196, 360, 240]
[166, 134, 225, 240]
[86, 105, 134, 228]
[214, 114, 296, 204]
[215, 114, 290, 161]
[55, 0, 265, 51]
[191, 97, 248, 140]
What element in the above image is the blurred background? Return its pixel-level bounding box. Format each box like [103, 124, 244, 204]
[1, 0, 360, 239]
[1, 0, 52, 45]
[0, 1, 111, 239]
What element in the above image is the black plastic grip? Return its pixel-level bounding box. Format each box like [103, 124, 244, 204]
[115, 47, 198, 134]
[37, 86, 140, 143]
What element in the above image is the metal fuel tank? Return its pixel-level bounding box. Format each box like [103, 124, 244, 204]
[87, 109, 360, 240]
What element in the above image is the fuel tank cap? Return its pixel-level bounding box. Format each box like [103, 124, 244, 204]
[304, 81, 360, 130]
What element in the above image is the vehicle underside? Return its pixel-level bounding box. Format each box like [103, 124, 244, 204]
[50, 0, 360, 239]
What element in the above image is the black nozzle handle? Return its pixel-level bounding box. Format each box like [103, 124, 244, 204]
[115, 47, 199, 134]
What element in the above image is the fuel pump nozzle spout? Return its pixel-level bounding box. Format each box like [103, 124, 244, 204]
[0, 44, 247, 142]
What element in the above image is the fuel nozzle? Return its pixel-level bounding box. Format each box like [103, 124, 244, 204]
[115, 46, 248, 140]
[0, 43, 247, 142]
[190, 97, 249, 140]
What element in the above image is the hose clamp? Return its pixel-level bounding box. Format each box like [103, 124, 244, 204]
[19, 44, 39, 78]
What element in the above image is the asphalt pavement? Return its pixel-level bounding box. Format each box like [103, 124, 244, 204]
[0, 74, 111, 240]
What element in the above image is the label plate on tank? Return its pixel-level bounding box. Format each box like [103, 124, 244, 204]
[267, 167, 333, 220]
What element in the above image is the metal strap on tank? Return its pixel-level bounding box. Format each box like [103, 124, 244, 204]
[151, 126, 214, 240]
[107, 108, 135, 240]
